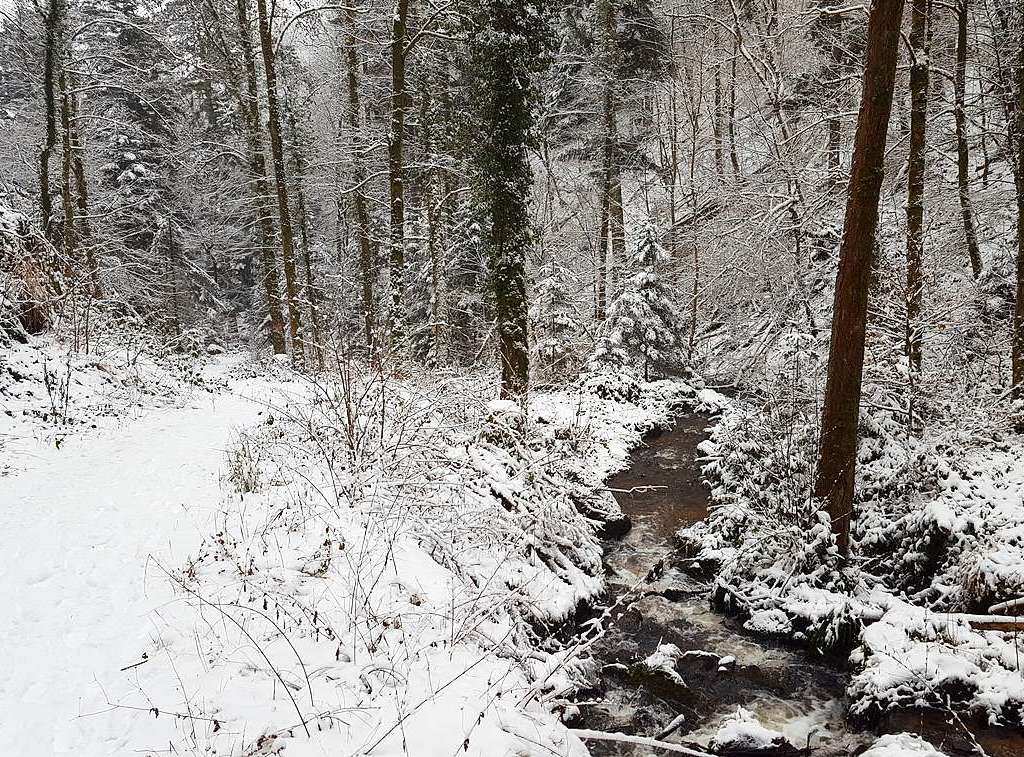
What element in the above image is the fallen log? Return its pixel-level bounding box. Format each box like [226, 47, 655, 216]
[569, 729, 714, 756]
[988, 597, 1024, 616]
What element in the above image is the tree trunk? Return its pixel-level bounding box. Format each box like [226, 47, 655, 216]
[254, 0, 304, 365]
[68, 76, 100, 297]
[598, 0, 624, 303]
[610, 176, 625, 296]
[473, 0, 539, 398]
[39, 0, 62, 242]
[284, 86, 323, 370]
[1012, 31, 1024, 394]
[728, 35, 741, 178]
[59, 65, 76, 267]
[905, 0, 930, 374]
[712, 45, 726, 181]
[954, 0, 983, 278]
[342, 7, 378, 353]
[387, 0, 410, 344]
[814, 0, 905, 557]
[235, 0, 286, 354]
[596, 185, 609, 320]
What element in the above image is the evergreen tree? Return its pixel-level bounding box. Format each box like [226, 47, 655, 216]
[590, 219, 683, 380]
[530, 259, 579, 382]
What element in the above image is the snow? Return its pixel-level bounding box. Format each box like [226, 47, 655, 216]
[2, 340, 703, 754]
[743, 608, 793, 636]
[0, 352, 293, 754]
[643, 643, 687, 686]
[860, 733, 948, 756]
[709, 706, 793, 753]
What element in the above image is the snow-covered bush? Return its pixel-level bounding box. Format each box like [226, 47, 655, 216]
[0, 207, 66, 343]
[118, 359, 704, 754]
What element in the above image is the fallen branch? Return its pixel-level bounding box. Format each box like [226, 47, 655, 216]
[569, 729, 714, 756]
[988, 597, 1024, 616]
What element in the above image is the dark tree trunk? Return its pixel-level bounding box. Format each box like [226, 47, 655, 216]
[728, 36, 741, 178]
[1013, 31, 1024, 394]
[471, 0, 542, 398]
[342, 7, 378, 353]
[906, 0, 931, 373]
[68, 77, 100, 297]
[235, 0, 286, 354]
[387, 0, 410, 343]
[597, 0, 624, 302]
[59, 65, 76, 266]
[596, 185, 609, 320]
[39, 0, 62, 242]
[284, 87, 323, 370]
[254, 0, 304, 365]
[814, 0, 906, 557]
[955, 0, 983, 278]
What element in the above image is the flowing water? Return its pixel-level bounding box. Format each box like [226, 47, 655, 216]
[573, 415, 1023, 756]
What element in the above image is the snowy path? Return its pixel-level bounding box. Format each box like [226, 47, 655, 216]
[0, 375, 290, 755]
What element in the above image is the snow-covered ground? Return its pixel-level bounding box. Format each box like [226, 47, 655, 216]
[0, 346, 298, 754]
[1, 342, 702, 756]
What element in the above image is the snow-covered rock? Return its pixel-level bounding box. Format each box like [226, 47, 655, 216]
[860, 733, 948, 756]
[709, 706, 798, 755]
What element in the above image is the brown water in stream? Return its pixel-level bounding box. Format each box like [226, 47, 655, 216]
[573, 415, 1024, 756]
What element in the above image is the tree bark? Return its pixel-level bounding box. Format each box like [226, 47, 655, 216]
[235, 0, 286, 354]
[814, 0, 905, 557]
[598, 0, 624, 302]
[342, 7, 378, 353]
[38, 0, 63, 242]
[283, 86, 323, 370]
[728, 35, 741, 178]
[387, 0, 410, 343]
[472, 0, 539, 398]
[1012, 30, 1024, 395]
[905, 0, 930, 373]
[954, 0, 983, 279]
[254, 0, 304, 365]
[596, 185, 609, 320]
[68, 76, 100, 297]
[59, 65, 76, 267]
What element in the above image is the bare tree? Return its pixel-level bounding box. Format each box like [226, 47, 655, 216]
[814, 0, 906, 557]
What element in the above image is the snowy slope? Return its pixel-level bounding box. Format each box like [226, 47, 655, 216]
[0, 357, 297, 755]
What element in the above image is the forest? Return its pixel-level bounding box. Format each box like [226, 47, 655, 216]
[2, 0, 1024, 754]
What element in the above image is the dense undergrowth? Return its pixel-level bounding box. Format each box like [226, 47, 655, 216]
[113, 360, 713, 755]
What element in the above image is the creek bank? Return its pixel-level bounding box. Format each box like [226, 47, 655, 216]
[568, 415, 1022, 757]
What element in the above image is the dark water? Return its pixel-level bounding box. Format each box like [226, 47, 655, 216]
[573, 416, 1023, 756]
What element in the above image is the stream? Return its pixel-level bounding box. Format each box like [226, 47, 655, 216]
[573, 415, 1024, 756]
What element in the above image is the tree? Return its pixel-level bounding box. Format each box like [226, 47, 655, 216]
[467, 0, 549, 398]
[905, 0, 931, 373]
[954, 0, 983, 278]
[37, 0, 64, 242]
[387, 0, 411, 343]
[254, 0, 303, 364]
[590, 219, 683, 381]
[530, 259, 579, 382]
[813, 0, 906, 557]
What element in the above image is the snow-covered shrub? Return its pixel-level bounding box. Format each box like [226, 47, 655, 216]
[0, 207, 66, 343]
[847, 595, 1024, 727]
